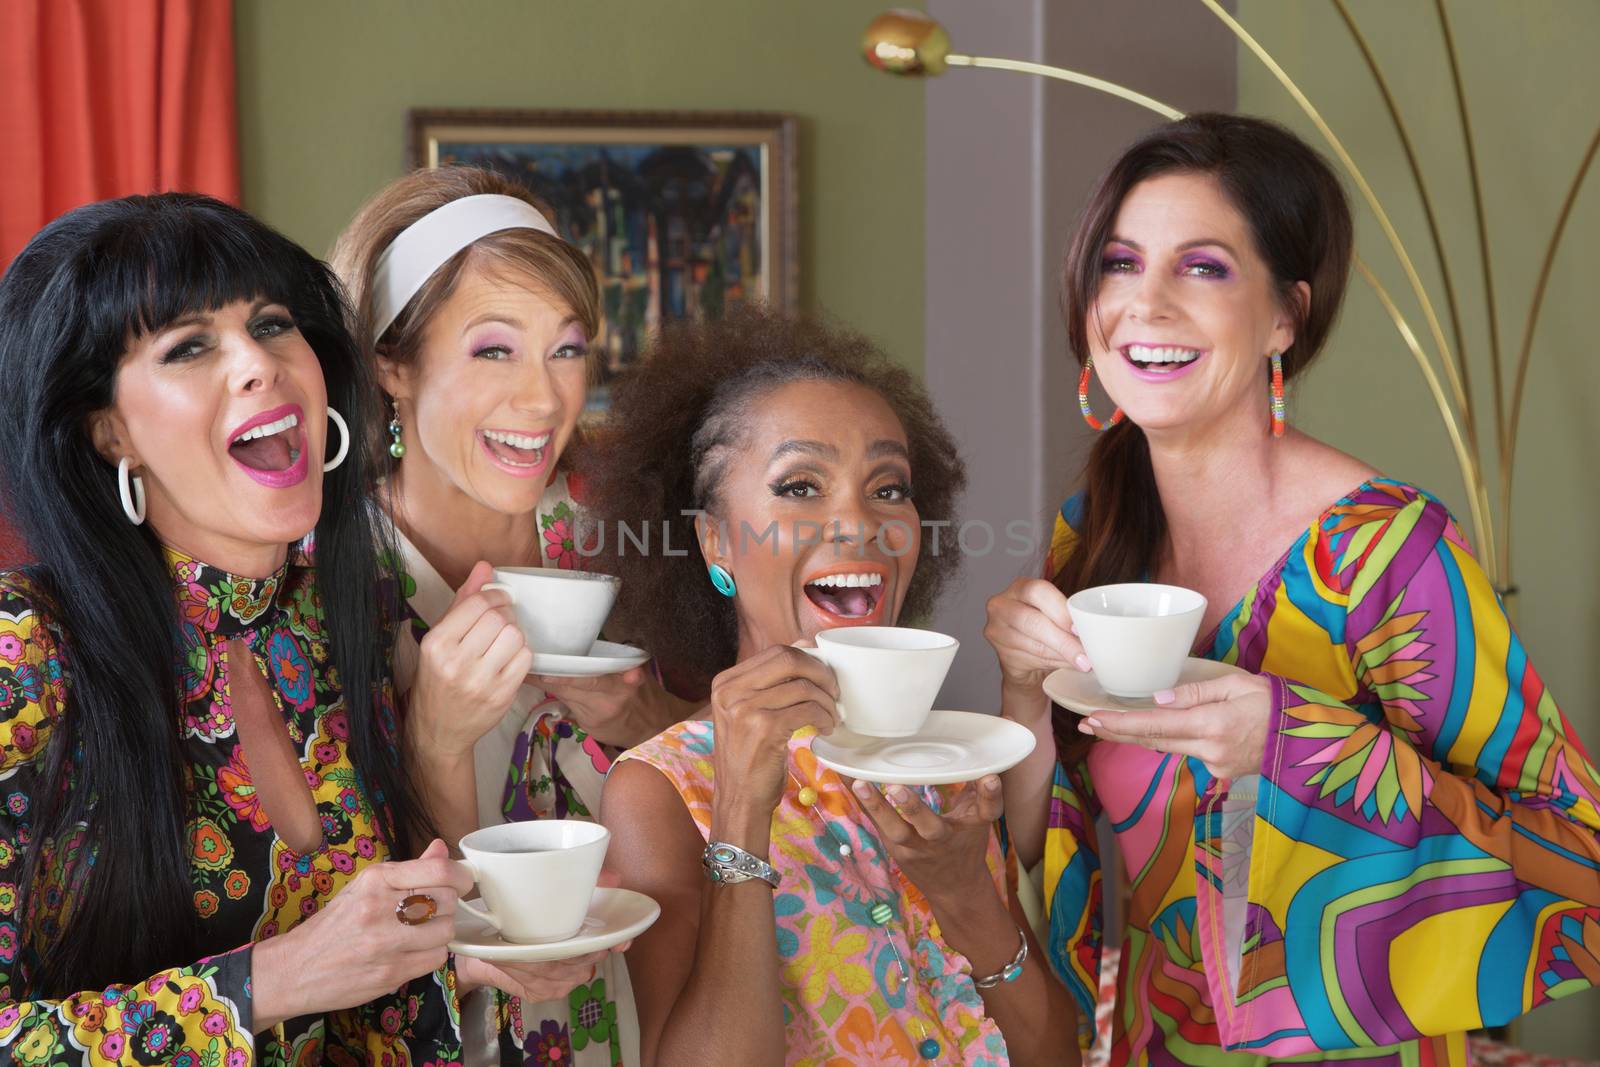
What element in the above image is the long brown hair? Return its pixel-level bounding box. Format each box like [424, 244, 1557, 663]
[1055, 113, 1352, 597]
[1051, 115, 1352, 764]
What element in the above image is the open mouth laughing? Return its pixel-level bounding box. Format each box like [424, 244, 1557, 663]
[1120, 343, 1208, 379]
[228, 404, 309, 489]
[479, 428, 553, 477]
[802, 566, 888, 626]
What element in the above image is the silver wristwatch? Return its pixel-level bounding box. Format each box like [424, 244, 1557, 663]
[702, 841, 781, 889]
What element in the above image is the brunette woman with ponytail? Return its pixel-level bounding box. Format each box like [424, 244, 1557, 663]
[985, 114, 1600, 1065]
[0, 194, 564, 1066]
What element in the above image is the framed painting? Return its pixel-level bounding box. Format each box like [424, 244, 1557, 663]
[408, 108, 798, 408]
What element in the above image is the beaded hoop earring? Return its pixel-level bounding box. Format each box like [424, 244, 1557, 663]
[1078, 355, 1124, 431]
[1269, 351, 1286, 439]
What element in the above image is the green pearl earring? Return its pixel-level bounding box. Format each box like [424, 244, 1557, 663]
[388, 417, 406, 459]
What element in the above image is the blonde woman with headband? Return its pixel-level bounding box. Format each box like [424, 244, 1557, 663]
[333, 167, 696, 1066]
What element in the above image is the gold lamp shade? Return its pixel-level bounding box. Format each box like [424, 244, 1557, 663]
[861, 9, 952, 76]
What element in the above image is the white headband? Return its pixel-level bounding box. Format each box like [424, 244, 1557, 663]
[369, 193, 558, 342]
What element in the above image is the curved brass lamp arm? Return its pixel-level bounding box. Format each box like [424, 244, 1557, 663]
[1195, 0, 1494, 575]
[944, 54, 1184, 120]
[860, 7, 1494, 571]
[1435, 0, 1502, 454]
[1330, 0, 1473, 435]
[1501, 125, 1600, 581]
[1353, 259, 1479, 545]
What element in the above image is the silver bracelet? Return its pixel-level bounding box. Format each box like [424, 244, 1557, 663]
[702, 840, 781, 889]
[972, 928, 1029, 989]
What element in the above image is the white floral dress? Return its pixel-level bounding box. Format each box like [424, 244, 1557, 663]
[389, 472, 639, 1067]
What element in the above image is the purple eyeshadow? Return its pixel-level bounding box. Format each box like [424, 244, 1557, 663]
[1180, 254, 1231, 278]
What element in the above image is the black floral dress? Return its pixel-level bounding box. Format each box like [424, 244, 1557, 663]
[0, 548, 467, 1067]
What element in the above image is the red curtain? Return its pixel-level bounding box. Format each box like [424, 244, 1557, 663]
[0, 0, 239, 567]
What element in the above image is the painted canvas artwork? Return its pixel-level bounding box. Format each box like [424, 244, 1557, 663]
[410, 111, 797, 408]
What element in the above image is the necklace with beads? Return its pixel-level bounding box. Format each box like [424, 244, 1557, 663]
[785, 765, 949, 1062]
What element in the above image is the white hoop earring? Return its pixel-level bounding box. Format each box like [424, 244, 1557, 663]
[323, 407, 351, 473]
[117, 457, 146, 525]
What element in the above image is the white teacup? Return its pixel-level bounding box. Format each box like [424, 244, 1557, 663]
[483, 566, 620, 656]
[458, 820, 609, 944]
[1066, 583, 1207, 698]
[800, 626, 958, 738]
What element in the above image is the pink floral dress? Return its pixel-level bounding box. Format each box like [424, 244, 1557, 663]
[620, 720, 1013, 1066]
[390, 473, 637, 1067]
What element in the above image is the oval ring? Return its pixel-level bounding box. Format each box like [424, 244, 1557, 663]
[395, 892, 438, 926]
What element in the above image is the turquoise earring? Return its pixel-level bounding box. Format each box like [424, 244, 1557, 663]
[708, 563, 737, 598]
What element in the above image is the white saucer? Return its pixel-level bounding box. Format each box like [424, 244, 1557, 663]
[530, 640, 650, 678]
[809, 710, 1037, 785]
[448, 887, 660, 962]
[1043, 656, 1235, 716]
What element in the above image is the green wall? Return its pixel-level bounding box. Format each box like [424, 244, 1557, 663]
[1236, 1, 1600, 1052]
[233, 0, 925, 371]
[237, 0, 1600, 1052]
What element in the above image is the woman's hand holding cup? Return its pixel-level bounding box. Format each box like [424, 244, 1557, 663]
[250, 840, 472, 1030]
[530, 666, 694, 749]
[411, 560, 535, 758]
[984, 577, 1089, 723]
[707, 645, 839, 848]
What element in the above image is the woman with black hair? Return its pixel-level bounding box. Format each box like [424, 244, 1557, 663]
[0, 193, 597, 1065]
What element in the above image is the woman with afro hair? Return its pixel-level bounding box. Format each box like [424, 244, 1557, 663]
[583, 306, 1077, 1066]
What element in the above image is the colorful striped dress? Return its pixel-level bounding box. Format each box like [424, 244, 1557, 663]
[1041, 479, 1600, 1065]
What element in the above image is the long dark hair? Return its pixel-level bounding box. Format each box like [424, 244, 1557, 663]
[0, 193, 419, 994]
[577, 306, 967, 695]
[1055, 113, 1353, 596]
